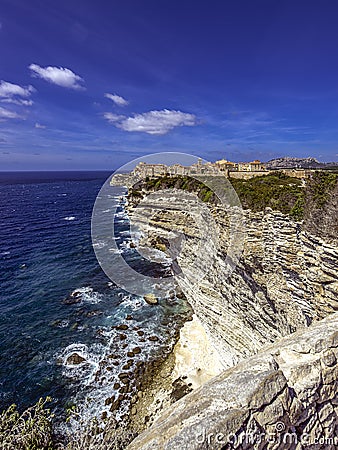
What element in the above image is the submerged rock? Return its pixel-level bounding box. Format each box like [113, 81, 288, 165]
[132, 347, 141, 354]
[62, 293, 82, 305]
[143, 293, 158, 305]
[109, 396, 122, 411]
[85, 310, 102, 317]
[122, 361, 133, 370]
[118, 372, 130, 381]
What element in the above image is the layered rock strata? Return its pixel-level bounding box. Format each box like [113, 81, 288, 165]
[127, 312, 338, 449]
[127, 190, 338, 367]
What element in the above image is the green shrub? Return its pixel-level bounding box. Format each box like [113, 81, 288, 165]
[309, 171, 338, 208]
[130, 171, 338, 220]
[229, 173, 304, 217]
[290, 194, 305, 220]
[0, 399, 135, 450]
[0, 397, 54, 450]
[202, 190, 213, 202]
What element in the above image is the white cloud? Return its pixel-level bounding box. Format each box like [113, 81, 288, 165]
[35, 122, 46, 129]
[0, 80, 35, 98]
[29, 64, 85, 90]
[0, 80, 35, 106]
[103, 112, 125, 123]
[104, 109, 196, 135]
[1, 98, 34, 106]
[104, 93, 129, 106]
[0, 107, 23, 120]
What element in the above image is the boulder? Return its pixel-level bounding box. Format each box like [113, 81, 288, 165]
[143, 293, 158, 305]
[66, 353, 86, 365]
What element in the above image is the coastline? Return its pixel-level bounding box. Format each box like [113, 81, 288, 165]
[128, 313, 224, 435]
[121, 185, 226, 434]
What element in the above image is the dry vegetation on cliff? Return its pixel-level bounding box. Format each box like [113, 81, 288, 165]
[0, 398, 133, 450]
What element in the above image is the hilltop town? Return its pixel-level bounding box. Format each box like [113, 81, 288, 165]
[110, 156, 338, 189]
[131, 158, 311, 180]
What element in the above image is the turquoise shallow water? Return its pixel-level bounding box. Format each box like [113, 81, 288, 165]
[0, 171, 190, 423]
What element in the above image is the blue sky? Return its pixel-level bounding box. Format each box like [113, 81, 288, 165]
[1, 0, 338, 170]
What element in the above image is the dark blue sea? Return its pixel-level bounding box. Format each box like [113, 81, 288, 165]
[0, 171, 190, 424]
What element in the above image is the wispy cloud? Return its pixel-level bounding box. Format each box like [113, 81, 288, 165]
[0, 80, 35, 106]
[35, 122, 46, 129]
[0, 107, 23, 120]
[221, 111, 275, 129]
[1, 98, 34, 106]
[104, 109, 197, 135]
[104, 93, 129, 106]
[103, 112, 125, 123]
[29, 64, 85, 90]
[273, 126, 313, 134]
[218, 110, 316, 144]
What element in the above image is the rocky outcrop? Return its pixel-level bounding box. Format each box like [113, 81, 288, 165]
[127, 312, 338, 450]
[265, 157, 335, 169]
